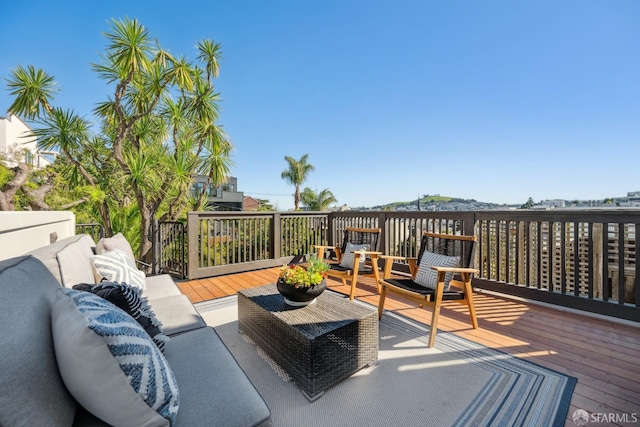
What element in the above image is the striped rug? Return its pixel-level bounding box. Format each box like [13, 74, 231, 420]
[196, 294, 576, 427]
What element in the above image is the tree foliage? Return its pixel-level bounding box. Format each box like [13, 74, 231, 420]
[520, 197, 535, 209]
[5, 18, 233, 260]
[281, 154, 314, 210]
[301, 187, 337, 211]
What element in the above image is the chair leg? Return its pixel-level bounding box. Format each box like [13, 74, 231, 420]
[349, 268, 360, 301]
[349, 281, 357, 301]
[372, 256, 381, 294]
[428, 273, 446, 348]
[378, 286, 387, 320]
[462, 273, 478, 329]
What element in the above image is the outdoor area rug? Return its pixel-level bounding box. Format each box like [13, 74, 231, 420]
[196, 294, 576, 427]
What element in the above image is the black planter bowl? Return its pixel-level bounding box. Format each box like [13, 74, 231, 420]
[276, 278, 326, 307]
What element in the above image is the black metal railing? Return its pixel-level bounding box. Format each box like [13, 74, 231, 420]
[75, 223, 104, 242]
[157, 221, 187, 279]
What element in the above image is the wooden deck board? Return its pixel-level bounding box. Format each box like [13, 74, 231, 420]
[177, 268, 640, 427]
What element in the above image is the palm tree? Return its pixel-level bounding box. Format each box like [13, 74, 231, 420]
[281, 154, 314, 210]
[301, 187, 337, 211]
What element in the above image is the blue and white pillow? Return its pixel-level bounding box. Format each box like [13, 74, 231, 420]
[72, 282, 170, 352]
[90, 249, 146, 291]
[414, 251, 461, 291]
[52, 288, 179, 426]
[339, 243, 369, 269]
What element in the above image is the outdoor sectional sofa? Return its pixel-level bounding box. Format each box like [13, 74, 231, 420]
[0, 233, 271, 427]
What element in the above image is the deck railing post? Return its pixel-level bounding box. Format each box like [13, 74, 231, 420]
[377, 212, 388, 260]
[327, 212, 336, 247]
[187, 212, 199, 280]
[272, 213, 282, 260]
[151, 218, 159, 275]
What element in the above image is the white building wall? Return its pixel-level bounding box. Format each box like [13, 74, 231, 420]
[0, 114, 54, 168]
[0, 211, 76, 260]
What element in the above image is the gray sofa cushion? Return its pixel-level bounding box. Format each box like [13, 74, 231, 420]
[0, 256, 77, 426]
[57, 237, 97, 287]
[144, 274, 183, 299]
[164, 327, 271, 427]
[27, 234, 91, 284]
[148, 295, 207, 336]
[95, 232, 136, 262]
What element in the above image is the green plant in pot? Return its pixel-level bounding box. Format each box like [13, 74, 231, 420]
[277, 255, 329, 306]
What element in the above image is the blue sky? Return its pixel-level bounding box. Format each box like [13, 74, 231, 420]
[2, 1, 639, 209]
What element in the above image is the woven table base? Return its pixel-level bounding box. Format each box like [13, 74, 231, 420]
[238, 284, 378, 400]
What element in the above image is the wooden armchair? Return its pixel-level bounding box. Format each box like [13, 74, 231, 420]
[378, 232, 479, 347]
[314, 227, 382, 301]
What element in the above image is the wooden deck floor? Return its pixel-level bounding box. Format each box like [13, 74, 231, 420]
[178, 269, 640, 427]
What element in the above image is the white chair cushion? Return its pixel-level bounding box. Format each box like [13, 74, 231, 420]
[414, 250, 461, 291]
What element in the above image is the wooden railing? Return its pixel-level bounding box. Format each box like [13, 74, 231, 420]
[185, 209, 639, 322]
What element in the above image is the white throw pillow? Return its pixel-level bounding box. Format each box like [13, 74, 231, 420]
[339, 243, 370, 269]
[414, 250, 461, 291]
[51, 288, 179, 427]
[90, 249, 146, 291]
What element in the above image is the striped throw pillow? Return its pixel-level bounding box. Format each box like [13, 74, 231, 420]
[414, 250, 460, 291]
[90, 249, 146, 291]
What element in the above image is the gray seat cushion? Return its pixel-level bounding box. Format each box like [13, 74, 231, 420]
[0, 256, 77, 426]
[164, 327, 271, 427]
[148, 295, 207, 336]
[144, 274, 182, 299]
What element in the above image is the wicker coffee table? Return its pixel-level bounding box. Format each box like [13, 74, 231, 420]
[238, 284, 378, 400]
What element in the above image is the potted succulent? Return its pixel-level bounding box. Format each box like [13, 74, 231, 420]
[277, 255, 330, 306]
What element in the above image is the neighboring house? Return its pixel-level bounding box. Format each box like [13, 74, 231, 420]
[242, 196, 261, 211]
[539, 199, 566, 209]
[190, 176, 244, 211]
[0, 114, 57, 168]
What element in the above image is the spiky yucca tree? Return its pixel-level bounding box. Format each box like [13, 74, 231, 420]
[6, 18, 233, 261]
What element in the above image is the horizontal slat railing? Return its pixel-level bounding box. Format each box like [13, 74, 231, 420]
[185, 209, 639, 322]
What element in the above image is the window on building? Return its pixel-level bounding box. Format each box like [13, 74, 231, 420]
[25, 150, 33, 166]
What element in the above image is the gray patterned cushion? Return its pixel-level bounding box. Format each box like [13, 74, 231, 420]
[90, 249, 146, 291]
[52, 288, 179, 426]
[339, 243, 369, 269]
[414, 251, 460, 291]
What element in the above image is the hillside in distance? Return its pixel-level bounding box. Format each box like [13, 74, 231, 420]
[364, 195, 519, 211]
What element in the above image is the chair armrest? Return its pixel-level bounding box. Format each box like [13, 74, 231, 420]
[312, 245, 337, 251]
[379, 256, 419, 279]
[351, 250, 382, 256]
[430, 266, 479, 274]
[379, 255, 417, 262]
[312, 244, 339, 261]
